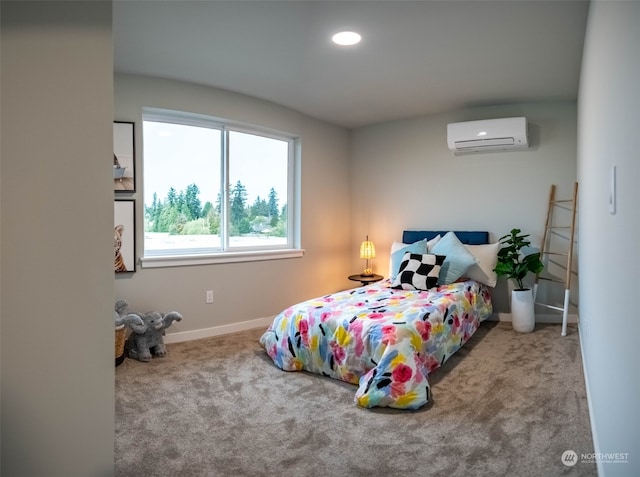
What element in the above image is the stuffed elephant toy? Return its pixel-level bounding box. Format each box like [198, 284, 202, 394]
[125, 311, 183, 362]
[114, 299, 144, 329]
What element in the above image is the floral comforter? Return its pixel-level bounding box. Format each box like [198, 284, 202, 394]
[259, 279, 492, 409]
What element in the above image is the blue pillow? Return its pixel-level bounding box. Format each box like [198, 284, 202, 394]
[389, 240, 429, 279]
[430, 232, 479, 284]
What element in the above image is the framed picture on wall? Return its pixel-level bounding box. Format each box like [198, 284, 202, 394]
[114, 199, 136, 273]
[113, 121, 135, 192]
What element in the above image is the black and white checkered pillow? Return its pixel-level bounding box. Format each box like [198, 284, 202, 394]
[391, 252, 445, 291]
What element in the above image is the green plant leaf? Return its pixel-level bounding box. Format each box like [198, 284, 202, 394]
[493, 228, 544, 289]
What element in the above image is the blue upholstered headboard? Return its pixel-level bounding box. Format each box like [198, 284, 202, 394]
[402, 230, 490, 245]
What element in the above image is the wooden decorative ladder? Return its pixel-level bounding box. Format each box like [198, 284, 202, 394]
[533, 182, 578, 336]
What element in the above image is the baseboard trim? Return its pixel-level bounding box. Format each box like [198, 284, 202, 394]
[166, 312, 580, 343]
[488, 313, 579, 323]
[164, 316, 275, 344]
[578, 321, 604, 476]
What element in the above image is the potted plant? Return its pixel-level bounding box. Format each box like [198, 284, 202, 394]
[494, 228, 544, 332]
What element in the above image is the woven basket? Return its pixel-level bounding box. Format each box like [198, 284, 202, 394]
[115, 324, 127, 366]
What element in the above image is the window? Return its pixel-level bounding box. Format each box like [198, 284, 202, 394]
[141, 109, 300, 267]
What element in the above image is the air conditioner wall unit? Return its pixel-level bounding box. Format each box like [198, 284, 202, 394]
[447, 117, 529, 153]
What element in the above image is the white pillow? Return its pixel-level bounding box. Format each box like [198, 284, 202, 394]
[463, 243, 500, 287]
[426, 234, 441, 251]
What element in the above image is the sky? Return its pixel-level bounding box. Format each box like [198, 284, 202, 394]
[143, 121, 288, 210]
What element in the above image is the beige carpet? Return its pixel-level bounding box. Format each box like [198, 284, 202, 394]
[115, 321, 596, 477]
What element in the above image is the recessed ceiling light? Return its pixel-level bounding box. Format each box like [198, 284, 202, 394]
[331, 31, 362, 46]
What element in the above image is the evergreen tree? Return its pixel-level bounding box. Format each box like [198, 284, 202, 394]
[166, 187, 177, 206]
[157, 203, 178, 233]
[267, 188, 279, 227]
[185, 183, 202, 219]
[250, 196, 269, 219]
[144, 192, 161, 232]
[230, 180, 248, 229]
[268, 188, 279, 219]
[176, 191, 190, 221]
[146, 192, 158, 217]
[145, 182, 289, 238]
[239, 217, 252, 234]
[279, 203, 288, 229]
[152, 194, 163, 232]
[207, 208, 220, 234]
[202, 201, 213, 218]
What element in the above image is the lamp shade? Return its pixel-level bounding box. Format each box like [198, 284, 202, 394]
[360, 237, 376, 259]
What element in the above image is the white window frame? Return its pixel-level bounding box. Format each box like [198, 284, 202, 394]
[140, 108, 302, 268]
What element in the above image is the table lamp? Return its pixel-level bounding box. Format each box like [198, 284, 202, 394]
[359, 235, 376, 276]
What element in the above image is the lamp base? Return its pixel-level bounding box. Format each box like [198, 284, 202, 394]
[362, 268, 374, 277]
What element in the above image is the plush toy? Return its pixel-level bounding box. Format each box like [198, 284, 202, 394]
[114, 299, 144, 366]
[125, 310, 183, 362]
[114, 299, 143, 329]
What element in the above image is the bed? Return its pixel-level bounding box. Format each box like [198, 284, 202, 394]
[260, 231, 497, 410]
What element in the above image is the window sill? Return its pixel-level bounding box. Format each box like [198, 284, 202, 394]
[141, 248, 305, 269]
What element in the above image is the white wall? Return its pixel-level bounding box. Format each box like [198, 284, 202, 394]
[114, 74, 352, 339]
[1, 2, 115, 476]
[349, 102, 578, 314]
[578, 2, 640, 475]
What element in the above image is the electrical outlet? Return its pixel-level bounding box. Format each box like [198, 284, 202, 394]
[206, 290, 214, 303]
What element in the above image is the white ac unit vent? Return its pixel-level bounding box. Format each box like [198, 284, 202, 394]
[447, 117, 529, 153]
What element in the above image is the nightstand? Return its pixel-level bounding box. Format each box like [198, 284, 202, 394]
[348, 273, 384, 286]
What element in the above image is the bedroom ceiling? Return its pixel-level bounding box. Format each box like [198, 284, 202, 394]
[113, 0, 589, 129]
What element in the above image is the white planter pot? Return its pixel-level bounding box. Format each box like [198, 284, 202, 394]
[511, 289, 535, 333]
